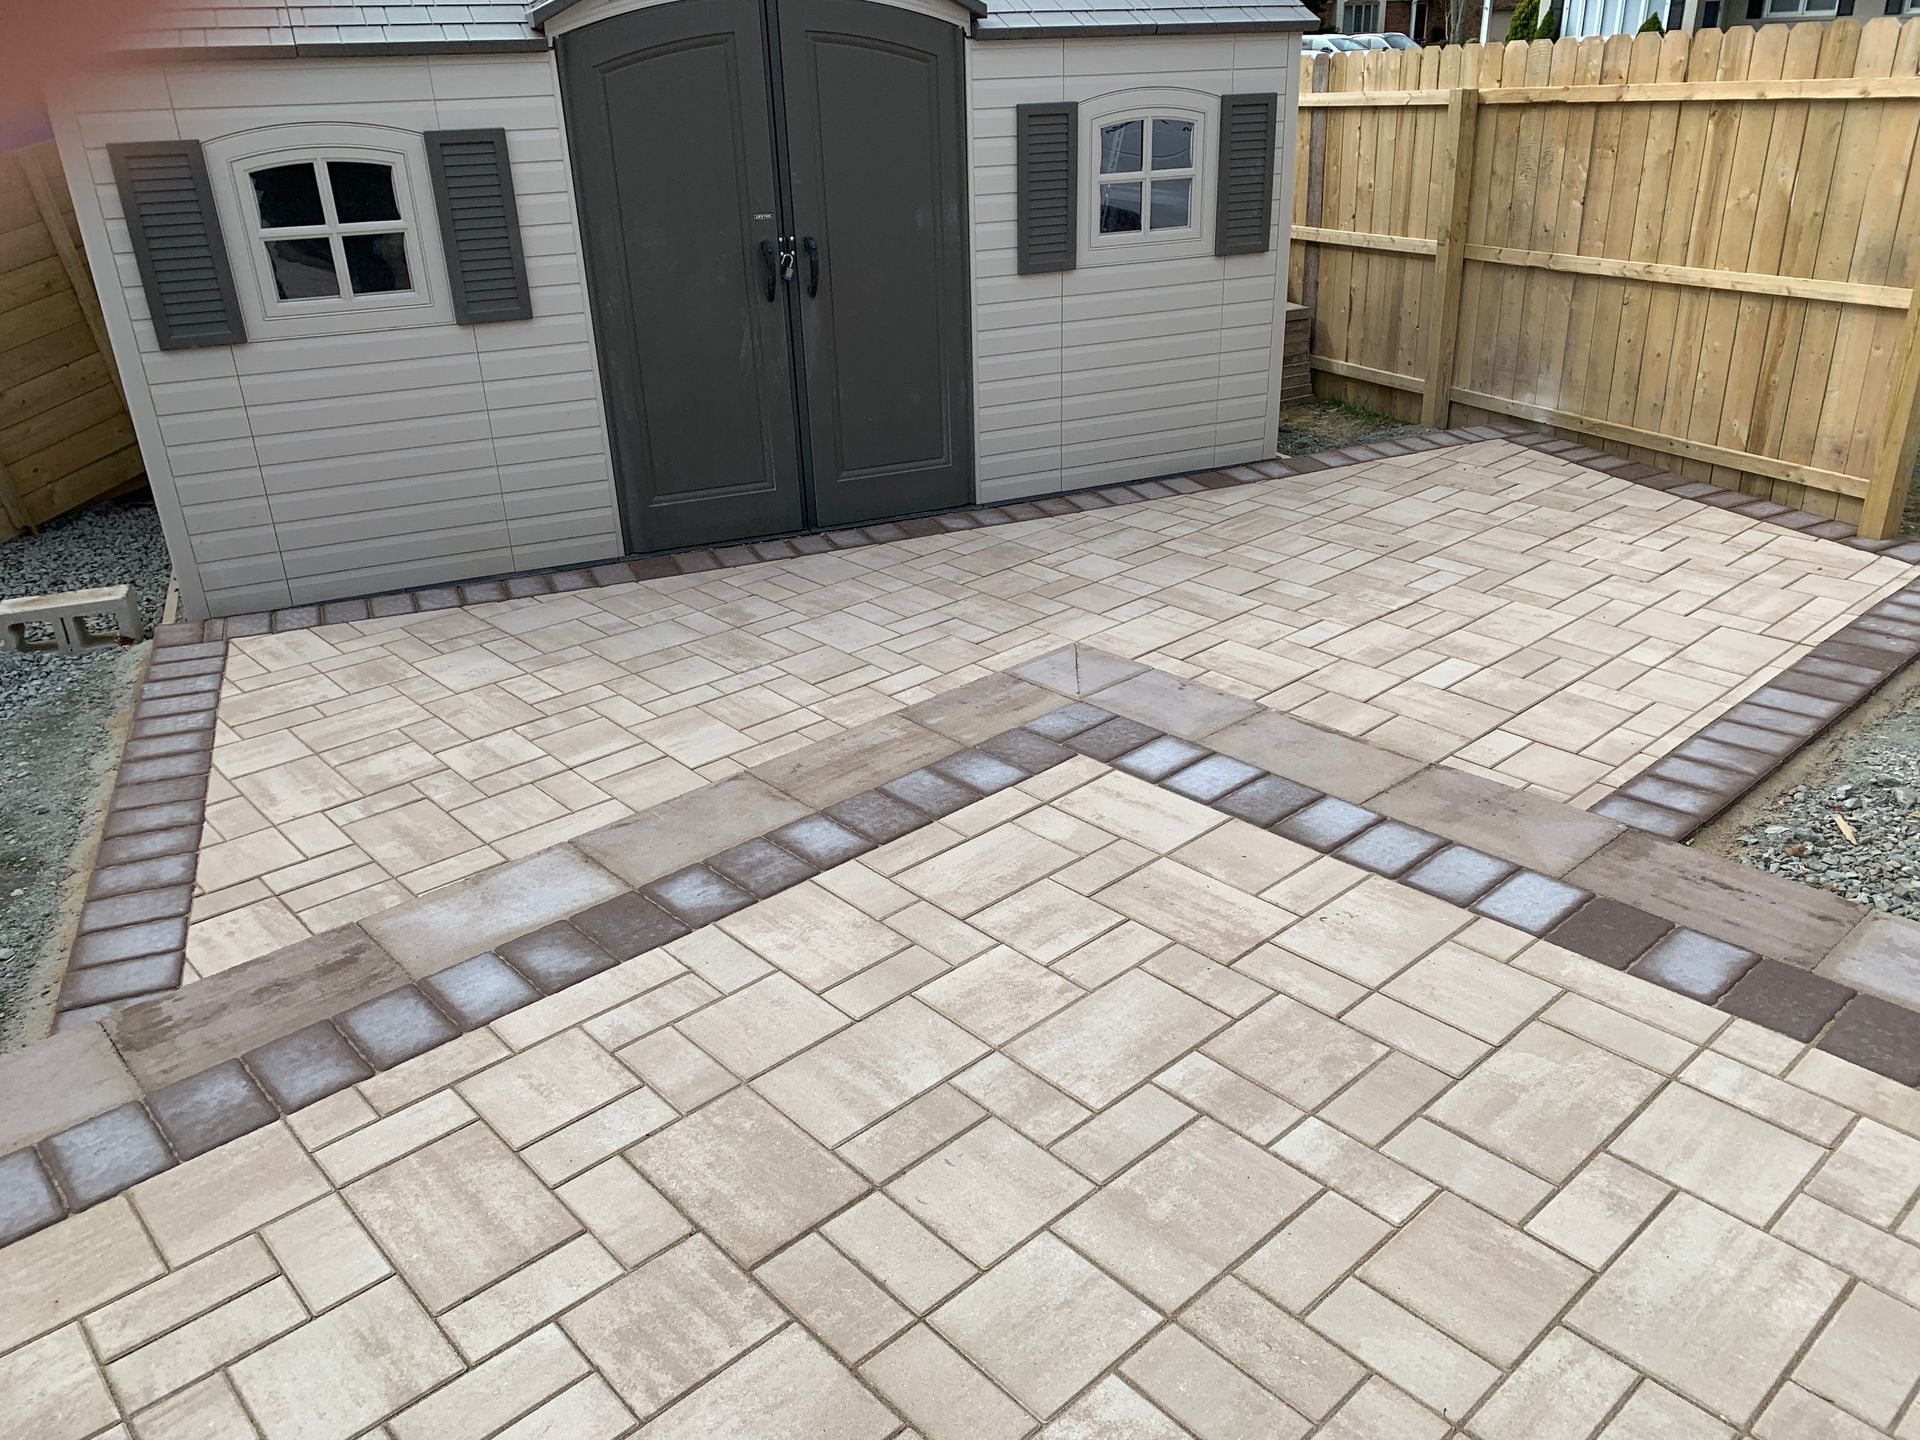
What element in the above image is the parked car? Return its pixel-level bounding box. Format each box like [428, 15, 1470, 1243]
[1304, 33, 1368, 50]
[1354, 31, 1422, 47]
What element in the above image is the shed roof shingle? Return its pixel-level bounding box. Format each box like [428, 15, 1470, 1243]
[114, 0, 1314, 54]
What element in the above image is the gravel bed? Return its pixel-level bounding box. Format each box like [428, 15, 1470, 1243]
[0, 495, 171, 1048]
[1276, 398, 1432, 457]
[1711, 660, 1920, 922]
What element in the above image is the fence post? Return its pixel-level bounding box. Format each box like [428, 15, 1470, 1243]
[1861, 270, 1920, 540]
[1421, 86, 1478, 430]
[1301, 54, 1330, 325]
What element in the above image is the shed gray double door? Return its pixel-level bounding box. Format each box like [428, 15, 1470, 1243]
[562, 0, 972, 552]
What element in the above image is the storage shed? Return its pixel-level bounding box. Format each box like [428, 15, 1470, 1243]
[51, 0, 1311, 617]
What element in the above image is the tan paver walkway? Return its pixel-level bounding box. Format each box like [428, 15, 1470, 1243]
[189, 440, 1914, 978]
[13, 760, 1920, 1440]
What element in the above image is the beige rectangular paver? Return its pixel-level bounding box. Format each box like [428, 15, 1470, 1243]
[1567, 1196, 1846, 1425]
[559, 1236, 782, 1418]
[1056, 1118, 1316, 1309]
[345, 1125, 579, 1312]
[229, 1279, 463, 1440]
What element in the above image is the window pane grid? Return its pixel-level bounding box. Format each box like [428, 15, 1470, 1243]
[1096, 114, 1197, 237]
[248, 156, 413, 305]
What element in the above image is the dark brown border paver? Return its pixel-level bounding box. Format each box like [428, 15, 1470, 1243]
[641, 867, 757, 929]
[1719, 961, 1855, 1044]
[1213, 775, 1322, 828]
[499, 918, 629, 987]
[421, 953, 542, 1030]
[40, 1103, 173, 1210]
[244, 1022, 374, 1113]
[1543, 899, 1673, 971]
[1819, 996, 1920, 1086]
[505, 914, 633, 984]
[707, 839, 818, 901]
[146, 1060, 277, 1160]
[0, 1149, 64, 1246]
[335, 986, 460, 1069]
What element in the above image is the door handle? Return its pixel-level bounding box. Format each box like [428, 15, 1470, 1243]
[759, 239, 778, 300]
[803, 236, 820, 297]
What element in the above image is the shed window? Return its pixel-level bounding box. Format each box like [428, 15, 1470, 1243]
[1096, 116, 1198, 238]
[246, 159, 415, 305]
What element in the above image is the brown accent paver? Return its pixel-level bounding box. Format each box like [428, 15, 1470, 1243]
[1570, 831, 1867, 968]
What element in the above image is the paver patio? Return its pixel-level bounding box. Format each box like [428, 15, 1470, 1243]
[16, 431, 1920, 1440]
[186, 438, 1914, 977]
[10, 742, 1920, 1439]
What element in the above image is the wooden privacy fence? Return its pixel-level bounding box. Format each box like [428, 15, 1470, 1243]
[0, 139, 143, 541]
[1291, 19, 1920, 537]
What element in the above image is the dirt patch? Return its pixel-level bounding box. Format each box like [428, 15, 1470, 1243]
[1276, 399, 1432, 457]
[1694, 658, 1920, 922]
[0, 494, 170, 1050]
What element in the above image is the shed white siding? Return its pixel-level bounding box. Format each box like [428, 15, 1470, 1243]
[970, 34, 1300, 502]
[52, 53, 621, 618]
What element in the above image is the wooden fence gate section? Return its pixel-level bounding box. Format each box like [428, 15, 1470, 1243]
[0, 140, 143, 542]
[1291, 19, 1920, 537]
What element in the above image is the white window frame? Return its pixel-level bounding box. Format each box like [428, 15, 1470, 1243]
[205, 124, 451, 341]
[1079, 91, 1213, 266]
[1762, 0, 1838, 13]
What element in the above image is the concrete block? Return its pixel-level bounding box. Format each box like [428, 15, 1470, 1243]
[0, 585, 142, 653]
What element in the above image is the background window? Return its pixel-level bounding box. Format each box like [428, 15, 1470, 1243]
[1097, 116, 1198, 237]
[248, 159, 414, 304]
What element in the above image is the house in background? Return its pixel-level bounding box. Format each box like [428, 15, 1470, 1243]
[49, 0, 1309, 619]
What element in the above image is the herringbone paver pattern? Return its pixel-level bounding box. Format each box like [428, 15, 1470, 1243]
[16, 762, 1920, 1440]
[189, 441, 1913, 980]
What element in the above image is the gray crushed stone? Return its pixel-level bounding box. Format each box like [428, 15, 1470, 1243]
[1725, 670, 1920, 922]
[0, 495, 171, 1048]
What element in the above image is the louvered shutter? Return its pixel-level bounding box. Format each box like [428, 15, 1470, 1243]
[425, 129, 533, 325]
[1016, 102, 1077, 276]
[108, 141, 245, 351]
[1214, 93, 1279, 258]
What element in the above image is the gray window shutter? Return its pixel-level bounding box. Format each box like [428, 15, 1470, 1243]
[425, 129, 533, 325]
[1215, 93, 1279, 258]
[108, 140, 245, 351]
[1016, 102, 1077, 276]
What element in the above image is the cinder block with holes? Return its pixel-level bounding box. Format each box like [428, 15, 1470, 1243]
[0, 584, 143, 654]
